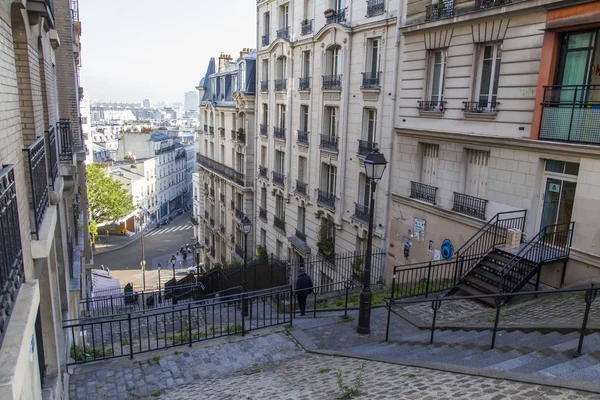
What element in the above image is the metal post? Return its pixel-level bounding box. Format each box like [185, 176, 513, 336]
[290, 285, 294, 326]
[128, 313, 134, 359]
[567, 86, 578, 142]
[158, 266, 162, 303]
[385, 299, 392, 342]
[430, 300, 441, 345]
[141, 211, 146, 291]
[425, 261, 432, 298]
[357, 180, 377, 334]
[343, 280, 351, 319]
[241, 293, 246, 336]
[576, 288, 597, 356]
[242, 232, 249, 317]
[188, 303, 193, 347]
[491, 296, 504, 350]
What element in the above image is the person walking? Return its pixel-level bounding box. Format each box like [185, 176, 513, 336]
[295, 269, 313, 316]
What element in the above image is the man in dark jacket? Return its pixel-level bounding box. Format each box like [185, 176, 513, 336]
[295, 269, 313, 316]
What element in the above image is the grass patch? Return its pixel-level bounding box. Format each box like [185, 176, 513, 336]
[152, 355, 160, 363]
[407, 374, 416, 378]
[339, 317, 355, 323]
[283, 323, 292, 329]
[151, 390, 162, 397]
[336, 363, 365, 399]
[70, 345, 113, 361]
[318, 368, 331, 374]
[173, 351, 180, 355]
[121, 339, 129, 346]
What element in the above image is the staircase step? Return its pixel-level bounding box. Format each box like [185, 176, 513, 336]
[519, 332, 580, 351]
[512, 352, 572, 374]
[472, 268, 504, 285]
[478, 259, 505, 273]
[455, 349, 527, 368]
[487, 352, 544, 371]
[434, 346, 484, 363]
[453, 284, 496, 306]
[535, 352, 600, 377]
[464, 276, 503, 294]
[549, 333, 600, 353]
[487, 252, 514, 265]
[563, 361, 600, 382]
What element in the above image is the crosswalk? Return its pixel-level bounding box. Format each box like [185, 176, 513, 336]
[145, 224, 193, 237]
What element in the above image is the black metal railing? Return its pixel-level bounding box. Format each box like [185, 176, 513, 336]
[301, 19, 313, 35]
[295, 229, 306, 242]
[463, 101, 498, 114]
[358, 140, 377, 156]
[274, 216, 286, 233]
[67, 227, 74, 278]
[297, 130, 309, 145]
[273, 127, 286, 140]
[362, 72, 380, 89]
[540, 85, 600, 145]
[272, 171, 285, 187]
[452, 192, 488, 220]
[367, 0, 385, 16]
[410, 181, 437, 205]
[57, 119, 73, 162]
[317, 189, 336, 210]
[325, 8, 346, 24]
[474, 0, 513, 11]
[353, 203, 369, 223]
[259, 207, 267, 221]
[0, 165, 25, 349]
[196, 153, 247, 187]
[260, 124, 268, 136]
[320, 135, 338, 151]
[418, 100, 445, 112]
[45, 127, 58, 190]
[299, 77, 310, 91]
[323, 75, 342, 90]
[259, 166, 268, 178]
[295, 180, 307, 196]
[425, 0, 453, 21]
[276, 27, 289, 40]
[260, 80, 268, 92]
[23, 136, 49, 239]
[261, 34, 270, 46]
[274, 79, 287, 91]
[236, 132, 247, 144]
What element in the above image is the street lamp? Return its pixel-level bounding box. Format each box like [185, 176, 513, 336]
[357, 148, 387, 335]
[240, 215, 252, 317]
[194, 241, 204, 296]
[170, 254, 177, 280]
[157, 263, 162, 303]
[140, 260, 146, 291]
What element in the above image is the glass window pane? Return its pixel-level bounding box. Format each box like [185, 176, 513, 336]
[565, 162, 580, 176]
[568, 32, 593, 49]
[545, 160, 565, 173]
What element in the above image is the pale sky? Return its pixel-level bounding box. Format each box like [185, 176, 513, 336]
[80, 0, 257, 104]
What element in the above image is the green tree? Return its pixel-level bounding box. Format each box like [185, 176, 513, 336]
[87, 163, 134, 224]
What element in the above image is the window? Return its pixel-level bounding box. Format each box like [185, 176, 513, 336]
[302, 51, 310, 78]
[263, 12, 270, 36]
[300, 105, 309, 132]
[220, 77, 225, 100]
[220, 144, 225, 163]
[324, 106, 338, 137]
[477, 43, 502, 109]
[261, 145, 267, 167]
[232, 74, 238, 93]
[464, 149, 489, 198]
[235, 152, 244, 173]
[262, 104, 268, 125]
[321, 163, 337, 194]
[420, 143, 439, 186]
[363, 109, 377, 142]
[276, 240, 282, 259]
[262, 60, 269, 82]
[276, 194, 285, 219]
[298, 156, 307, 182]
[358, 173, 372, 207]
[231, 113, 237, 132]
[260, 228, 266, 246]
[277, 104, 286, 129]
[261, 187, 267, 209]
[325, 46, 342, 76]
[280, 4, 289, 28]
[276, 57, 287, 80]
[367, 38, 381, 74]
[545, 160, 580, 176]
[297, 206, 305, 234]
[275, 150, 285, 173]
[428, 50, 447, 108]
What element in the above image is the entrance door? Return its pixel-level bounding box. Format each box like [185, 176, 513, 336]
[540, 177, 576, 246]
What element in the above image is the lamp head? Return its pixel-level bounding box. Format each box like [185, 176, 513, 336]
[240, 215, 252, 234]
[363, 148, 387, 181]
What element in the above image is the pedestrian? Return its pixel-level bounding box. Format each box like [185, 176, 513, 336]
[295, 268, 313, 316]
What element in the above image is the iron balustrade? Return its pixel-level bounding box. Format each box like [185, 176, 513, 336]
[362, 72, 380, 89]
[260, 124, 268, 136]
[57, 119, 73, 162]
[297, 130, 309, 145]
[259, 207, 267, 220]
[295, 229, 306, 242]
[295, 180, 307, 196]
[410, 181, 437, 205]
[320, 135, 338, 151]
[218, 128, 225, 137]
[322, 75, 342, 90]
[276, 27, 289, 40]
[258, 166, 268, 178]
[299, 77, 310, 91]
[260, 80, 268, 92]
[0, 165, 25, 349]
[540, 85, 600, 145]
[301, 20, 313, 35]
[474, 0, 513, 11]
[23, 136, 49, 240]
[272, 171, 285, 187]
[196, 153, 247, 187]
[317, 189, 336, 210]
[325, 8, 346, 24]
[237, 133, 246, 144]
[45, 127, 58, 189]
[358, 140, 377, 156]
[261, 34, 270, 46]
[463, 101, 498, 113]
[353, 203, 370, 224]
[425, 0, 453, 21]
[209, 218, 215, 227]
[274, 79, 287, 91]
[273, 127, 286, 141]
[274, 216, 286, 233]
[367, 0, 385, 16]
[418, 100, 445, 112]
[452, 192, 488, 220]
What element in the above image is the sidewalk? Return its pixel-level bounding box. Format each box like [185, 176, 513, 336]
[93, 231, 144, 255]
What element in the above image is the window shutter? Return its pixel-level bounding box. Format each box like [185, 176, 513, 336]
[421, 144, 439, 186]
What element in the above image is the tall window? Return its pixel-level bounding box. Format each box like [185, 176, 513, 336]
[239, 62, 246, 91]
[277, 104, 286, 129]
[300, 105, 309, 132]
[276, 57, 287, 80]
[363, 109, 376, 142]
[321, 163, 337, 194]
[262, 104, 268, 125]
[235, 152, 244, 173]
[275, 194, 285, 219]
[302, 51, 311, 78]
[220, 77, 225, 100]
[420, 143, 439, 186]
[260, 228, 266, 246]
[324, 107, 338, 137]
[261, 187, 267, 209]
[298, 156, 307, 182]
[297, 206, 305, 234]
[477, 43, 502, 108]
[280, 4, 289, 28]
[261, 145, 267, 167]
[275, 150, 285, 173]
[429, 50, 447, 107]
[263, 12, 270, 36]
[220, 144, 225, 163]
[464, 149, 490, 198]
[359, 173, 372, 207]
[367, 38, 381, 74]
[325, 46, 342, 75]
[262, 59, 269, 81]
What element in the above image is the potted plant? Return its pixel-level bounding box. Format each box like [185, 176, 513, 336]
[318, 237, 335, 256]
[324, 8, 335, 18]
[301, 18, 309, 25]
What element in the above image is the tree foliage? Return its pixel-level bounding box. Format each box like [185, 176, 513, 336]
[87, 163, 134, 224]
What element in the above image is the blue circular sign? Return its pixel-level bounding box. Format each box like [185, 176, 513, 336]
[441, 239, 454, 260]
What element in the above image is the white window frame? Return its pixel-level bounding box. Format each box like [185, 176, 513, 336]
[428, 50, 447, 109]
[325, 106, 338, 137]
[367, 37, 381, 74]
[277, 104, 286, 129]
[476, 43, 502, 110]
[363, 108, 377, 142]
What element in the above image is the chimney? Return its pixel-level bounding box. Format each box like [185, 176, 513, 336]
[218, 53, 232, 73]
[239, 48, 250, 59]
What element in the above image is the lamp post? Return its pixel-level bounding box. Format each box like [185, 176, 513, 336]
[157, 263, 162, 303]
[357, 149, 387, 335]
[170, 254, 177, 280]
[138, 206, 146, 290]
[194, 241, 204, 297]
[240, 215, 252, 317]
[140, 260, 146, 291]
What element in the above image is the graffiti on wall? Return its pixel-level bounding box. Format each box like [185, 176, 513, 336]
[403, 237, 412, 261]
[441, 239, 454, 261]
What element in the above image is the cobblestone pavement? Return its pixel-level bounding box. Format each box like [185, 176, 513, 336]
[153, 353, 600, 400]
[403, 298, 487, 324]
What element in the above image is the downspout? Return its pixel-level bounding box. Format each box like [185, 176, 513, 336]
[336, 29, 352, 229]
[285, 44, 294, 200]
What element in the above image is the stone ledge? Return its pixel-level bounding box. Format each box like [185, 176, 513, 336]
[31, 206, 58, 260]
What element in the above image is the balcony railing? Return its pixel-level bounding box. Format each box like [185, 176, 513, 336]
[259, 207, 267, 221]
[367, 0, 385, 16]
[275, 79, 287, 91]
[274, 127, 286, 141]
[452, 192, 488, 220]
[259, 166, 268, 179]
[410, 181, 437, 205]
[463, 101, 498, 114]
[295, 180, 307, 196]
[276, 27, 289, 40]
[0, 165, 25, 348]
[57, 119, 73, 162]
[353, 203, 370, 224]
[299, 77, 310, 91]
[261, 34, 270, 46]
[235, 208, 245, 220]
[272, 171, 285, 187]
[260, 124, 268, 136]
[474, 0, 513, 11]
[45, 126, 58, 190]
[317, 189, 336, 210]
[325, 8, 346, 24]
[208, 126, 214, 135]
[197, 153, 247, 187]
[425, 0, 454, 21]
[218, 127, 225, 137]
[297, 130, 309, 145]
[323, 75, 342, 90]
[23, 136, 49, 240]
[295, 229, 306, 242]
[418, 100, 445, 112]
[362, 72, 380, 89]
[540, 85, 600, 145]
[301, 19, 313, 35]
[358, 140, 377, 156]
[204, 211, 209, 221]
[260, 80, 268, 92]
[274, 216, 286, 233]
[320, 135, 338, 152]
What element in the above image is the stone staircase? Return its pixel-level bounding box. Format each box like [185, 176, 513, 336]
[347, 329, 600, 382]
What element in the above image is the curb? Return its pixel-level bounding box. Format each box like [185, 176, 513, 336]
[94, 228, 159, 255]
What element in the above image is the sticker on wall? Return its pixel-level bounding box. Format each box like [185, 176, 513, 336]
[434, 249, 441, 261]
[441, 239, 454, 261]
[414, 218, 426, 242]
[548, 183, 561, 193]
[29, 335, 35, 362]
[408, 229, 413, 238]
[403, 237, 413, 261]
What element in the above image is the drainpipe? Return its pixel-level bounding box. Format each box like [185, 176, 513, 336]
[285, 33, 294, 200]
[336, 30, 352, 229]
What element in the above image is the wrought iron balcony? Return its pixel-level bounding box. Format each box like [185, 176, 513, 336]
[301, 19, 313, 35]
[295, 180, 307, 196]
[272, 171, 285, 187]
[208, 126, 214, 135]
[418, 100, 445, 112]
[353, 203, 370, 224]
[452, 192, 488, 220]
[259, 207, 267, 221]
[463, 101, 498, 114]
[259, 166, 268, 179]
[362, 72, 380, 89]
[273, 127, 286, 141]
[220, 225, 225, 235]
[322, 75, 342, 90]
[274, 216, 286, 233]
[197, 153, 247, 187]
[260, 124, 268, 136]
[299, 77, 310, 91]
[218, 127, 225, 137]
[295, 229, 306, 242]
[0, 165, 24, 347]
[235, 208, 245, 220]
[57, 119, 73, 162]
[260, 80, 268, 92]
[317, 189, 336, 211]
[155, 144, 175, 155]
[425, 0, 454, 21]
[204, 211, 209, 221]
[410, 181, 437, 205]
[474, 0, 512, 11]
[45, 126, 58, 190]
[325, 8, 346, 24]
[276, 27, 289, 40]
[358, 140, 377, 156]
[540, 85, 600, 145]
[320, 135, 338, 152]
[209, 217, 215, 227]
[367, 0, 385, 16]
[23, 136, 49, 240]
[274, 79, 287, 91]
[231, 130, 246, 144]
[297, 130, 309, 145]
[261, 34, 270, 46]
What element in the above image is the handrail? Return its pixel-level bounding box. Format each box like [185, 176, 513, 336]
[456, 210, 526, 255]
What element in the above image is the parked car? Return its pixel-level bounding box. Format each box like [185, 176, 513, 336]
[187, 263, 206, 274]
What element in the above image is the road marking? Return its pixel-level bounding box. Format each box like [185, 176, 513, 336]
[145, 225, 193, 237]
